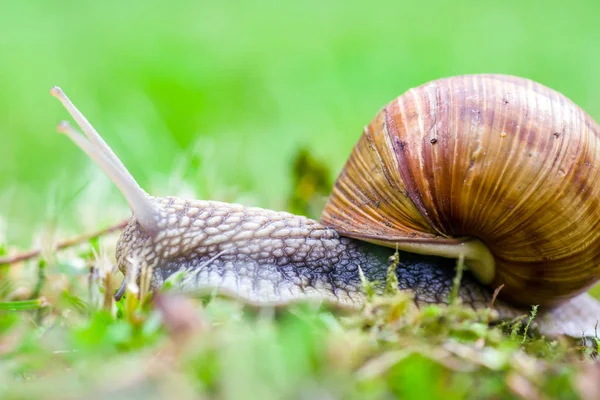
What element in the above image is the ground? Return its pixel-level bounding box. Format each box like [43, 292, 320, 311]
[1, 236, 599, 400]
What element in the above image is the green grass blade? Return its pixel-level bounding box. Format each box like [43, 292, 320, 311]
[0, 298, 47, 311]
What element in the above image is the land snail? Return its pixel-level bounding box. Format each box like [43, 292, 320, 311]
[49, 74, 600, 338]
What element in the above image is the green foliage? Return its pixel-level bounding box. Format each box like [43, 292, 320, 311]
[384, 250, 400, 296]
[3, 0, 600, 244]
[358, 265, 377, 301]
[522, 305, 539, 344]
[0, 248, 598, 399]
[448, 254, 465, 305]
[70, 308, 162, 354]
[0, 298, 46, 311]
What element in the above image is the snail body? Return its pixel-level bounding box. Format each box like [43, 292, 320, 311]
[49, 74, 600, 338]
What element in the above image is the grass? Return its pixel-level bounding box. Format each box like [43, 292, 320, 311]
[1, 239, 598, 400]
[2, 0, 600, 245]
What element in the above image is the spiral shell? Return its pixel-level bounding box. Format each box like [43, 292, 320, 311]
[321, 74, 600, 307]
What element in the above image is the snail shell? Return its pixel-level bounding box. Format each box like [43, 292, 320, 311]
[321, 74, 600, 307]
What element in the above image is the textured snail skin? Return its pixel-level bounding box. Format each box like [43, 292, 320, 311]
[115, 197, 600, 338]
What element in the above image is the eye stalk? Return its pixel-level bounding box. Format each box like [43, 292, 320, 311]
[50, 86, 161, 233]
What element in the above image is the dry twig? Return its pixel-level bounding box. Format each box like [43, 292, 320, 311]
[0, 219, 128, 266]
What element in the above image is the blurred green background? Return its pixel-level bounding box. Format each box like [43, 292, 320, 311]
[1, 0, 600, 244]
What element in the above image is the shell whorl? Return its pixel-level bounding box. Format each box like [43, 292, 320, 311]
[321, 74, 600, 307]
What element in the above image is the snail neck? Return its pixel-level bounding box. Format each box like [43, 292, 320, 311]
[353, 236, 496, 285]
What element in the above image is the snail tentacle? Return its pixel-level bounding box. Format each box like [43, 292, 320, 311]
[51, 87, 161, 233]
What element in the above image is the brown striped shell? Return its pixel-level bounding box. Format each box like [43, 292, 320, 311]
[321, 74, 600, 307]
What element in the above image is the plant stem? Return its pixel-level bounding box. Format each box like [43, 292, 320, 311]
[0, 219, 128, 267]
[0, 298, 47, 310]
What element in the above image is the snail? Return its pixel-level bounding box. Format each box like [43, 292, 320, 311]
[49, 74, 600, 338]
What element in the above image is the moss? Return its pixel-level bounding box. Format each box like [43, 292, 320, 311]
[0, 240, 597, 400]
